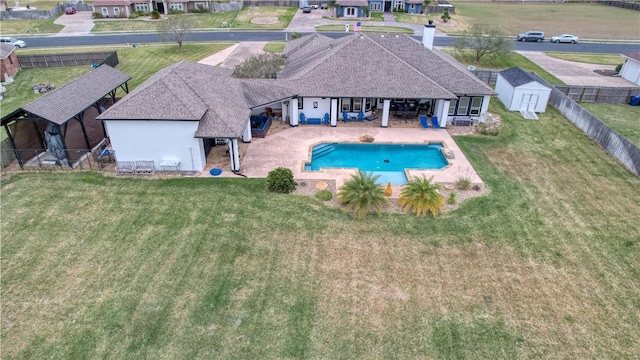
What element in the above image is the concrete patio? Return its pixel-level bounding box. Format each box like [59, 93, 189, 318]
[201, 120, 483, 189]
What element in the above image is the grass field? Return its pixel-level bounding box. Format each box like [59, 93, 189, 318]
[0, 18, 64, 35]
[580, 102, 640, 146]
[2, 100, 639, 358]
[544, 52, 623, 66]
[451, 3, 640, 40]
[0, 43, 233, 118]
[315, 24, 413, 33]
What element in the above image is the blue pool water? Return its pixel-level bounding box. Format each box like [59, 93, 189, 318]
[305, 143, 448, 185]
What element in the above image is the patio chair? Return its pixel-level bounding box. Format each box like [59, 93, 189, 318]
[420, 115, 429, 128]
[342, 111, 354, 122]
[322, 113, 330, 125]
[299, 112, 307, 125]
[432, 116, 440, 129]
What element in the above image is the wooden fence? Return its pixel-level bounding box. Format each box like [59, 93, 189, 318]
[549, 88, 640, 175]
[0, 3, 91, 20]
[18, 51, 119, 69]
[554, 85, 640, 103]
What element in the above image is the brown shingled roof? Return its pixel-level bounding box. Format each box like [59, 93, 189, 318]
[623, 51, 640, 62]
[21, 65, 131, 125]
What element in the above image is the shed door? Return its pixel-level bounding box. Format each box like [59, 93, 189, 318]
[520, 93, 539, 112]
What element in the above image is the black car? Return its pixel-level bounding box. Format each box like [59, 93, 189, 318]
[320, 3, 328, 9]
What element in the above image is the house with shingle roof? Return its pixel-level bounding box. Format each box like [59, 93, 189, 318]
[339, 0, 426, 16]
[92, 0, 211, 17]
[1, 42, 20, 82]
[619, 51, 640, 86]
[98, 29, 494, 173]
[495, 67, 551, 113]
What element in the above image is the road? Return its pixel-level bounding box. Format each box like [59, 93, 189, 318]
[22, 31, 640, 54]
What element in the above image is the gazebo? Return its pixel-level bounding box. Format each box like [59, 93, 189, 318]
[1, 65, 131, 168]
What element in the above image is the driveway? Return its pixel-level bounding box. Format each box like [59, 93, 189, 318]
[53, 11, 94, 36]
[518, 51, 636, 87]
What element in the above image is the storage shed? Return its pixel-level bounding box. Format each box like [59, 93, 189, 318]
[495, 67, 551, 113]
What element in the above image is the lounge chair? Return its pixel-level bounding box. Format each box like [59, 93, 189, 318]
[420, 115, 429, 128]
[432, 116, 440, 129]
[299, 112, 307, 125]
[322, 113, 330, 125]
[342, 111, 355, 122]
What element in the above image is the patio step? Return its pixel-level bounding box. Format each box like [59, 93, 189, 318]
[312, 144, 337, 158]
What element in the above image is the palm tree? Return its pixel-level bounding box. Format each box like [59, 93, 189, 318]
[398, 175, 445, 217]
[337, 171, 388, 219]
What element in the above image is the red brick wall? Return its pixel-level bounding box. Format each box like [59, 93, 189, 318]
[1, 51, 20, 81]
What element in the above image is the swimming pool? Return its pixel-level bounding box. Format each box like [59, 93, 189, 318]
[304, 143, 449, 184]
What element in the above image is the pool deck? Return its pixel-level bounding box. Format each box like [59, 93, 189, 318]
[202, 121, 483, 189]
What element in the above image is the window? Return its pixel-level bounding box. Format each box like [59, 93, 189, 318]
[135, 3, 149, 11]
[448, 100, 457, 116]
[370, 2, 381, 11]
[470, 97, 482, 115]
[101, 7, 108, 16]
[114, 7, 120, 16]
[341, 98, 351, 111]
[169, 3, 183, 11]
[457, 97, 470, 115]
[353, 98, 362, 112]
[297, 97, 303, 109]
[366, 98, 375, 111]
[8, 55, 13, 65]
[346, 7, 356, 16]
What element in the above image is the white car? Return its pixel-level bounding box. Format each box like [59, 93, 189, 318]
[0, 37, 27, 48]
[550, 34, 579, 44]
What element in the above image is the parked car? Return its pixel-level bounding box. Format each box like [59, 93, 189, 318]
[302, 5, 311, 13]
[310, 4, 318, 9]
[550, 34, 579, 44]
[0, 37, 27, 48]
[517, 31, 545, 42]
[64, 7, 76, 14]
[320, 2, 328, 9]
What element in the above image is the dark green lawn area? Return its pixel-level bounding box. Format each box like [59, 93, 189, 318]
[2, 101, 639, 358]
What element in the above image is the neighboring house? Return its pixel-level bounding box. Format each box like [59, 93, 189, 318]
[365, 0, 424, 14]
[336, 0, 368, 18]
[91, 0, 211, 16]
[619, 51, 640, 86]
[97, 26, 494, 173]
[495, 67, 551, 113]
[0, 42, 20, 82]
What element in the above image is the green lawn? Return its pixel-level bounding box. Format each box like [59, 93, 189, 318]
[230, 6, 296, 29]
[544, 52, 624, 66]
[446, 50, 564, 85]
[91, 13, 239, 32]
[0, 18, 64, 35]
[2, 99, 639, 358]
[1, 43, 233, 118]
[580, 102, 640, 146]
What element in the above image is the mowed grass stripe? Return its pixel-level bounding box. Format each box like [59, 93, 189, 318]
[2, 100, 640, 357]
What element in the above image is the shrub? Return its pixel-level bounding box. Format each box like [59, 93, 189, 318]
[135, 10, 148, 16]
[291, 32, 303, 40]
[448, 191, 457, 204]
[92, 12, 103, 19]
[477, 122, 500, 136]
[168, 8, 184, 15]
[150, 10, 161, 19]
[441, 9, 450, 22]
[189, 5, 210, 13]
[265, 167, 296, 193]
[398, 175, 444, 217]
[337, 171, 388, 219]
[615, 63, 623, 74]
[455, 177, 471, 190]
[315, 189, 333, 201]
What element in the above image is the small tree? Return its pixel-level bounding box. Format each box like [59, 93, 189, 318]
[337, 171, 388, 219]
[423, 0, 431, 14]
[453, 24, 513, 62]
[158, 15, 195, 51]
[398, 176, 445, 217]
[440, 9, 450, 22]
[266, 167, 296, 193]
[233, 53, 285, 79]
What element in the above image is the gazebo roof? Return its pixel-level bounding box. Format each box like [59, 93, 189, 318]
[3, 65, 131, 125]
